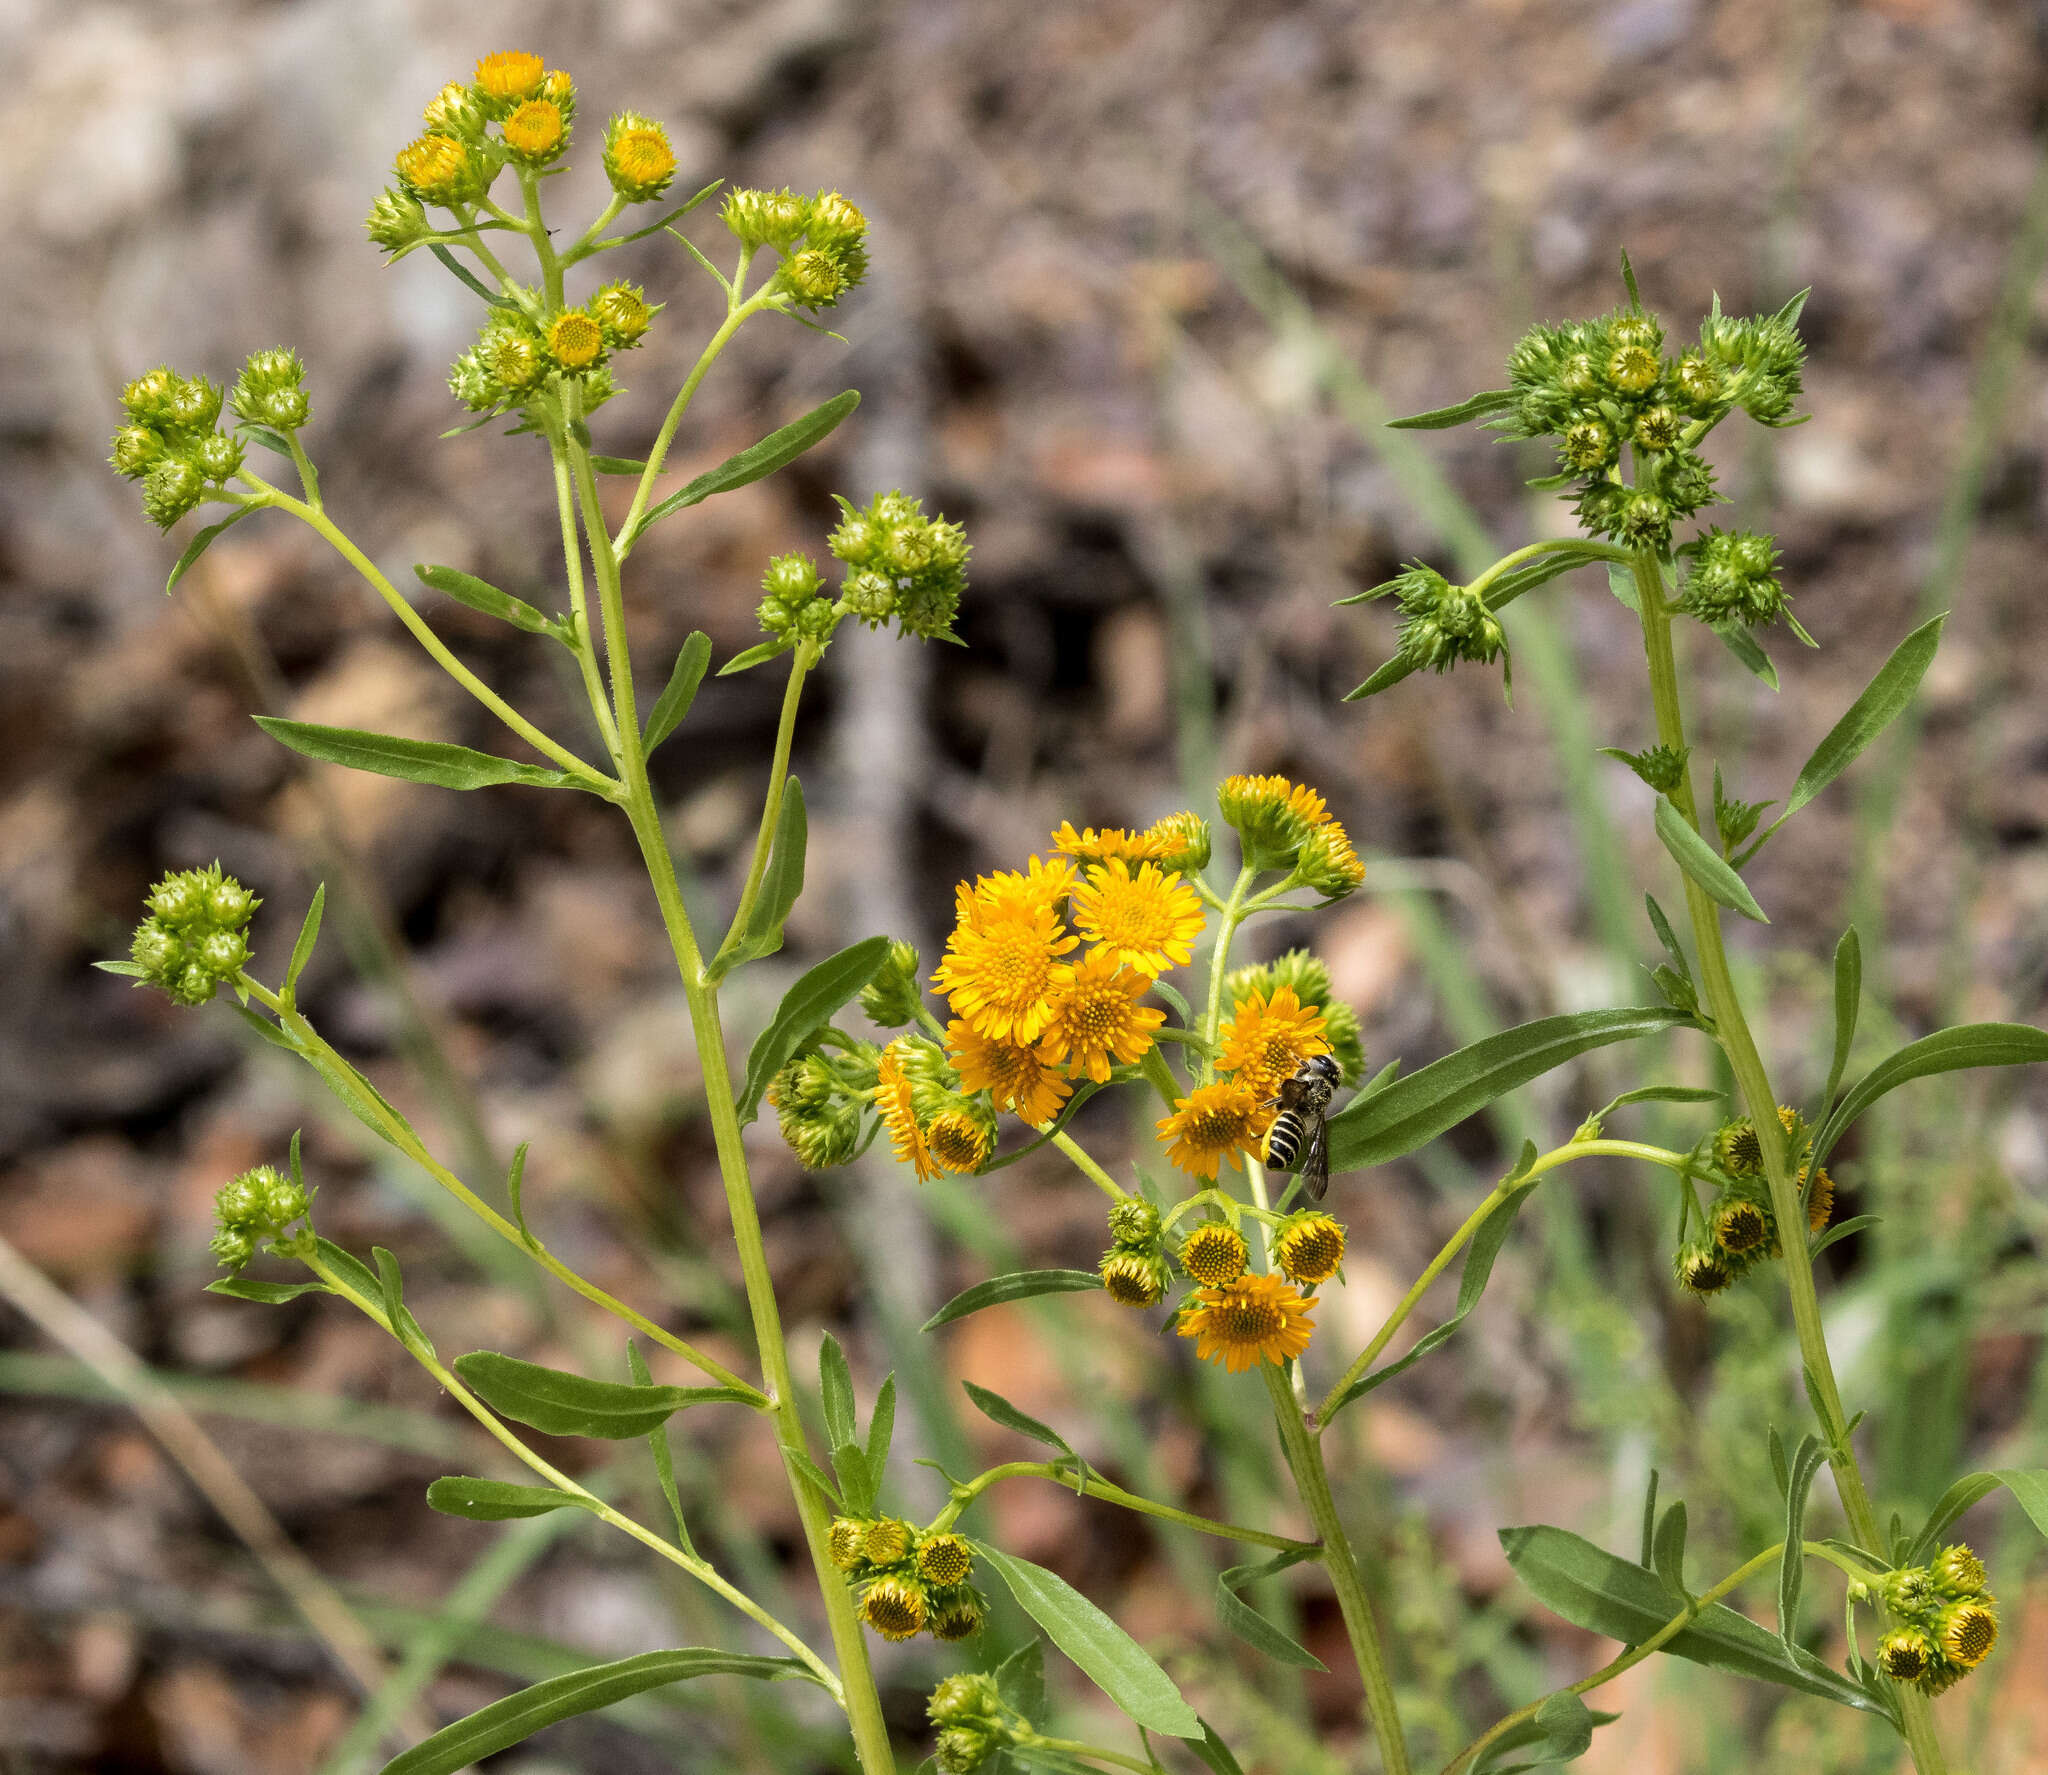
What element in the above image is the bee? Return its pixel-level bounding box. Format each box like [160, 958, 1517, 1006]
[1263, 1054, 1341, 1201]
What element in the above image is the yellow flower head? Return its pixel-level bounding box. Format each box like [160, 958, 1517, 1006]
[1036, 951, 1166, 1082]
[1274, 1212, 1346, 1286]
[1156, 1081, 1264, 1178]
[1941, 1600, 1997, 1670]
[1177, 1272, 1317, 1372]
[603, 111, 678, 202]
[1051, 821, 1168, 868]
[969, 853, 1076, 919]
[926, 1107, 993, 1175]
[474, 50, 546, 104]
[874, 1041, 935, 1183]
[932, 897, 1076, 1045]
[1296, 817, 1366, 901]
[915, 1533, 975, 1587]
[1069, 859, 1205, 976]
[546, 310, 605, 371]
[1802, 1163, 1834, 1231]
[860, 1573, 927, 1641]
[1142, 810, 1212, 874]
[1711, 1197, 1771, 1256]
[1099, 1246, 1169, 1307]
[947, 1019, 1072, 1126]
[1217, 773, 1329, 869]
[1219, 984, 1331, 1106]
[1179, 1221, 1249, 1288]
[502, 98, 566, 164]
[827, 1516, 869, 1571]
[394, 132, 475, 204]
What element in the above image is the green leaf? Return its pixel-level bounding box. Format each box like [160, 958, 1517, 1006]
[961, 1381, 1077, 1462]
[1342, 651, 1420, 703]
[1783, 614, 1946, 823]
[1822, 928, 1862, 1120]
[1808, 1213, 1881, 1259]
[373, 1247, 436, 1360]
[1719, 623, 1781, 689]
[429, 244, 513, 307]
[626, 1342, 695, 1554]
[424, 1477, 596, 1522]
[589, 455, 647, 475]
[721, 779, 806, 969]
[642, 632, 712, 752]
[716, 638, 795, 677]
[312, 1236, 383, 1308]
[453, 1351, 751, 1440]
[968, 1541, 1201, 1737]
[735, 936, 892, 1124]
[166, 507, 255, 595]
[922, 1269, 1103, 1332]
[413, 564, 555, 636]
[505, 1143, 537, 1250]
[1387, 388, 1517, 429]
[1906, 1468, 2048, 1565]
[1604, 561, 1641, 615]
[1215, 1547, 1326, 1670]
[864, 1372, 896, 1504]
[818, 1332, 857, 1450]
[781, 1447, 843, 1510]
[253, 717, 585, 794]
[94, 960, 148, 978]
[1587, 1084, 1723, 1125]
[1474, 1692, 1617, 1771]
[1653, 797, 1768, 923]
[1186, 1720, 1250, 1775]
[206, 1277, 328, 1304]
[1813, 1023, 2048, 1170]
[1638, 1469, 1661, 1568]
[285, 884, 325, 994]
[1327, 1008, 1686, 1174]
[992, 1637, 1046, 1719]
[1321, 1174, 1539, 1422]
[1499, 1525, 1886, 1717]
[376, 1647, 816, 1775]
[1652, 1500, 1689, 1600]
[1779, 1435, 1829, 1651]
[620, 391, 860, 553]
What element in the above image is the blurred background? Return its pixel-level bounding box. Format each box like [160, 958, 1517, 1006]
[4, 0, 2048, 1769]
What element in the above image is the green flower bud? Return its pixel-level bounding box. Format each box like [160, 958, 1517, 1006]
[934, 1727, 994, 1774]
[193, 432, 243, 483]
[928, 1672, 1002, 1727]
[1558, 351, 1600, 399]
[795, 597, 839, 641]
[1633, 404, 1682, 452]
[1615, 492, 1670, 546]
[1143, 810, 1212, 874]
[1393, 568, 1506, 674]
[1559, 418, 1614, 473]
[859, 939, 925, 1027]
[109, 425, 163, 480]
[161, 376, 224, 436]
[423, 82, 491, 140]
[827, 1517, 870, 1571]
[142, 456, 206, 528]
[1606, 343, 1661, 396]
[365, 186, 432, 253]
[121, 366, 179, 427]
[1934, 1544, 1989, 1599]
[1611, 313, 1663, 355]
[925, 1582, 987, 1641]
[722, 187, 811, 250]
[1674, 354, 1723, 412]
[233, 349, 309, 428]
[1676, 528, 1787, 631]
[841, 570, 896, 624]
[1107, 1195, 1162, 1247]
[1098, 1245, 1170, 1308]
[209, 1225, 257, 1271]
[481, 324, 546, 395]
[763, 551, 824, 605]
[781, 248, 848, 309]
[602, 112, 678, 202]
[590, 280, 657, 348]
[1604, 743, 1689, 793]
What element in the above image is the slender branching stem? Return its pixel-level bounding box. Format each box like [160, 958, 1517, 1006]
[927, 1459, 1315, 1552]
[713, 643, 816, 971]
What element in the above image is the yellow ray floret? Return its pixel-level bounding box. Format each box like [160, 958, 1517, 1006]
[1176, 1272, 1317, 1372]
[1069, 859, 1205, 976]
[932, 898, 1076, 1044]
[873, 1042, 934, 1183]
[1035, 951, 1166, 1082]
[1050, 821, 1169, 867]
[947, 1019, 1072, 1126]
[1156, 1081, 1264, 1178]
[1219, 984, 1331, 1109]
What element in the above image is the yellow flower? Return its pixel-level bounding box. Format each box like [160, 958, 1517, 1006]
[603, 112, 678, 202]
[1219, 984, 1331, 1107]
[1069, 859, 1205, 976]
[932, 897, 1075, 1044]
[1941, 1600, 1997, 1669]
[474, 50, 546, 103]
[1802, 1163, 1834, 1231]
[969, 853, 1076, 918]
[874, 1042, 934, 1183]
[1156, 1081, 1264, 1178]
[1099, 1247, 1169, 1307]
[1296, 818, 1366, 900]
[926, 1109, 993, 1175]
[1274, 1212, 1346, 1286]
[394, 132, 474, 203]
[1142, 810, 1211, 873]
[547, 311, 605, 371]
[1217, 773, 1330, 868]
[1051, 821, 1168, 867]
[1176, 1273, 1317, 1372]
[1036, 951, 1166, 1082]
[860, 1574, 927, 1641]
[947, 1019, 1072, 1126]
[1179, 1221, 1249, 1287]
[502, 98, 566, 163]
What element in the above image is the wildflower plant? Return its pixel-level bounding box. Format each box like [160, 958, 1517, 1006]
[102, 53, 2048, 1775]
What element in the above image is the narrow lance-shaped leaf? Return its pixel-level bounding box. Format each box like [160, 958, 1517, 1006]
[620, 390, 861, 553]
[922, 1269, 1104, 1332]
[1822, 927, 1862, 1121]
[864, 1372, 896, 1507]
[1215, 1547, 1326, 1671]
[968, 1540, 1202, 1737]
[1327, 1007, 1687, 1174]
[1386, 388, 1518, 429]
[254, 717, 587, 793]
[1652, 1500, 1690, 1601]
[1653, 796, 1769, 923]
[505, 1143, 537, 1249]
[376, 1647, 817, 1775]
[414, 564, 556, 637]
[454, 1351, 753, 1440]
[372, 1247, 436, 1360]
[284, 884, 325, 994]
[735, 936, 892, 1124]
[1719, 623, 1780, 690]
[720, 778, 806, 969]
[166, 507, 255, 595]
[1812, 1023, 2048, 1171]
[1906, 1467, 2048, 1565]
[1779, 1434, 1829, 1651]
[1774, 613, 1947, 832]
[818, 1332, 857, 1449]
[425, 1476, 597, 1522]
[627, 1341, 695, 1555]
[642, 631, 711, 752]
[961, 1381, 1079, 1464]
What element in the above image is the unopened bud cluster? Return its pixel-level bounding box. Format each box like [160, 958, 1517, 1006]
[449, 277, 662, 420]
[1215, 776, 1365, 898]
[109, 367, 242, 529]
[827, 1515, 985, 1643]
[724, 187, 870, 310]
[1389, 564, 1508, 679]
[1100, 1196, 1170, 1307]
[1676, 527, 1790, 633]
[822, 490, 971, 645]
[129, 865, 261, 1007]
[1868, 1545, 1998, 1696]
[1675, 1107, 1833, 1296]
[766, 1041, 878, 1172]
[210, 1161, 313, 1272]
[926, 1671, 1025, 1774]
[857, 939, 925, 1028]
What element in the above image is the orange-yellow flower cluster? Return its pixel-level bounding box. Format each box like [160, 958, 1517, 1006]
[1176, 1272, 1317, 1372]
[1154, 983, 1332, 1178]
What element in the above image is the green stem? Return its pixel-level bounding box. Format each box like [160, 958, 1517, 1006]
[1137, 1045, 1183, 1112]
[1442, 1541, 1787, 1775]
[242, 979, 763, 1400]
[1465, 537, 1631, 598]
[1200, 866, 1256, 1081]
[560, 193, 628, 266]
[300, 1248, 837, 1692]
[1313, 1139, 1687, 1426]
[549, 437, 622, 760]
[928, 1459, 1314, 1551]
[1049, 1129, 1127, 1202]
[1019, 1739, 1157, 1775]
[1631, 543, 1947, 1774]
[1261, 1362, 1409, 1774]
[712, 643, 816, 970]
[244, 478, 615, 794]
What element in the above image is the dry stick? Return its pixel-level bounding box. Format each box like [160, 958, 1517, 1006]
[0, 1234, 436, 1752]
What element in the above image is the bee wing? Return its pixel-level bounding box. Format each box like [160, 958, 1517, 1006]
[1300, 1115, 1331, 1202]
